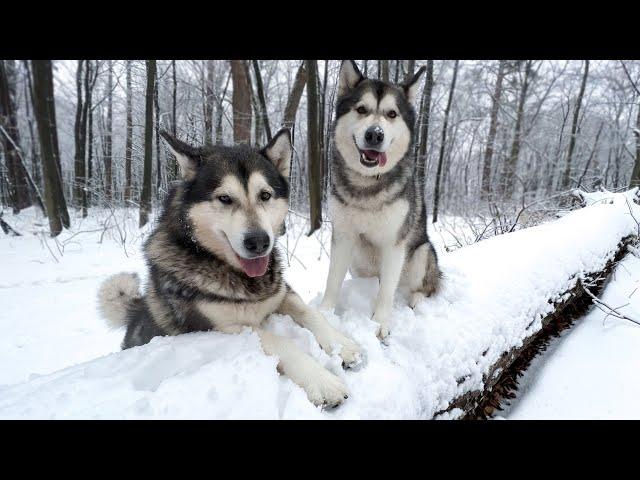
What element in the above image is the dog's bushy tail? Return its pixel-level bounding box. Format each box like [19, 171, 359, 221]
[97, 272, 141, 329]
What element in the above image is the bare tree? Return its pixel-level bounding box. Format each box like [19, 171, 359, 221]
[380, 60, 389, 82]
[433, 60, 459, 223]
[204, 60, 214, 145]
[252, 60, 272, 142]
[139, 60, 156, 228]
[230, 60, 252, 144]
[306, 60, 322, 235]
[503, 60, 533, 198]
[282, 62, 307, 131]
[104, 60, 113, 202]
[31, 60, 70, 236]
[415, 60, 434, 181]
[124, 60, 133, 202]
[0, 60, 31, 212]
[481, 60, 506, 200]
[561, 60, 590, 189]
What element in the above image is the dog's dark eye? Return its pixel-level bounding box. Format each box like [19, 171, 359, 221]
[387, 110, 397, 119]
[356, 106, 367, 115]
[260, 191, 272, 202]
[218, 195, 232, 205]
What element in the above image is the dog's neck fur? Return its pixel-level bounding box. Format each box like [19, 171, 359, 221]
[143, 184, 284, 303]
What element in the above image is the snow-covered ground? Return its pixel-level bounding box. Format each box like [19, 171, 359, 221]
[1, 192, 640, 419]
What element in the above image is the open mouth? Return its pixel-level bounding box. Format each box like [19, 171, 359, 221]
[354, 137, 387, 168]
[221, 232, 271, 278]
[358, 149, 387, 168]
[235, 253, 270, 278]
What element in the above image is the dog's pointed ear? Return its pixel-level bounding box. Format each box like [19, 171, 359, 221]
[338, 60, 364, 98]
[402, 65, 426, 104]
[160, 130, 202, 180]
[262, 128, 292, 179]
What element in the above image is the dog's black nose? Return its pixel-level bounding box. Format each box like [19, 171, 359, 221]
[364, 125, 384, 148]
[243, 230, 270, 256]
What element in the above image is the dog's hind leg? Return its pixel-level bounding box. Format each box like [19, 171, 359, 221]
[256, 328, 349, 407]
[278, 288, 362, 367]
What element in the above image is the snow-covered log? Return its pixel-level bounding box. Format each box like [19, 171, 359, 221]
[0, 190, 638, 419]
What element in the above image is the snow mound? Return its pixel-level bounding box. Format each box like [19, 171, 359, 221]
[0, 191, 638, 419]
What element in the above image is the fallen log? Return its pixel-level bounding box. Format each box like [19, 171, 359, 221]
[440, 235, 634, 419]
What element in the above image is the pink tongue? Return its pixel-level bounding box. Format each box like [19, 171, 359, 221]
[363, 150, 387, 167]
[238, 255, 270, 277]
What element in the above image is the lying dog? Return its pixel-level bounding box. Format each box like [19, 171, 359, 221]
[320, 60, 442, 341]
[98, 128, 361, 407]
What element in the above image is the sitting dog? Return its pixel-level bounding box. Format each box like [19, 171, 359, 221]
[98, 128, 361, 407]
[320, 60, 442, 341]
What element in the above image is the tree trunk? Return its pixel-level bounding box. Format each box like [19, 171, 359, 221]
[0, 59, 31, 212]
[415, 60, 434, 181]
[139, 60, 156, 228]
[432, 60, 459, 224]
[31, 60, 70, 236]
[306, 60, 322, 235]
[252, 60, 272, 142]
[380, 60, 389, 82]
[215, 70, 231, 146]
[363, 60, 368, 77]
[73, 60, 87, 211]
[628, 99, 640, 189]
[406, 60, 415, 81]
[481, 60, 506, 200]
[154, 64, 161, 192]
[577, 120, 605, 189]
[204, 60, 214, 145]
[562, 60, 590, 189]
[230, 60, 252, 144]
[22, 60, 41, 191]
[104, 60, 113, 202]
[282, 62, 308, 132]
[503, 60, 533, 198]
[124, 60, 133, 203]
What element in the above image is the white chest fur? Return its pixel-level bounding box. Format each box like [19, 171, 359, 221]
[329, 196, 409, 247]
[196, 284, 286, 334]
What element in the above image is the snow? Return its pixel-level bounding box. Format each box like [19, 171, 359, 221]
[500, 251, 640, 419]
[1, 190, 639, 419]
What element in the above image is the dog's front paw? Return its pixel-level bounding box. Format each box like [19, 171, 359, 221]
[315, 325, 362, 368]
[372, 309, 391, 343]
[303, 366, 349, 408]
[409, 292, 425, 309]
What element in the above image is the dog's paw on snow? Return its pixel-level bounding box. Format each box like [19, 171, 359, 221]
[304, 368, 349, 408]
